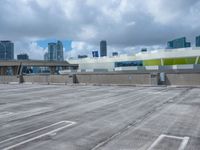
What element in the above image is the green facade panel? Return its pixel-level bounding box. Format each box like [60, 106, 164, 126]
[143, 59, 161, 66]
[163, 57, 196, 65]
[197, 58, 200, 64]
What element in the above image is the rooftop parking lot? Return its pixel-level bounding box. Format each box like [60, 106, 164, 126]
[0, 84, 200, 150]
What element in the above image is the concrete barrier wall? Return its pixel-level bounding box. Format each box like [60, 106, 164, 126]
[76, 73, 150, 85]
[49, 75, 74, 84]
[0, 76, 18, 84]
[0, 74, 151, 85]
[23, 75, 49, 83]
[166, 73, 200, 86]
[23, 75, 74, 84]
[1, 72, 200, 86]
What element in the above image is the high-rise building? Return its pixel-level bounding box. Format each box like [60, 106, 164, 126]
[17, 53, 29, 60]
[56, 41, 64, 61]
[167, 37, 191, 49]
[78, 55, 88, 59]
[44, 52, 49, 60]
[0, 41, 14, 60]
[196, 36, 200, 47]
[47, 41, 64, 61]
[48, 43, 57, 61]
[100, 40, 107, 57]
[92, 51, 99, 58]
[112, 52, 118, 56]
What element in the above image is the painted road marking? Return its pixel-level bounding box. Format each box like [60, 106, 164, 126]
[1, 120, 76, 150]
[147, 134, 190, 150]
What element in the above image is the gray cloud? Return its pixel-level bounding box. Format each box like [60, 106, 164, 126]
[0, 0, 200, 58]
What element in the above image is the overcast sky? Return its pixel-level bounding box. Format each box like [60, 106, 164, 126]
[0, 0, 200, 59]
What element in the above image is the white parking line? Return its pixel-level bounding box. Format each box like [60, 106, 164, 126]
[147, 134, 190, 150]
[147, 134, 165, 150]
[1, 120, 76, 150]
[178, 137, 190, 150]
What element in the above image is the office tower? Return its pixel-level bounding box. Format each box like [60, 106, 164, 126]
[167, 37, 191, 49]
[56, 41, 64, 61]
[47, 41, 64, 61]
[100, 40, 107, 57]
[112, 52, 118, 56]
[17, 53, 29, 60]
[92, 51, 99, 58]
[48, 43, 57, 60]
[196, 36, 200, 47]
[0, 40, 14, 60]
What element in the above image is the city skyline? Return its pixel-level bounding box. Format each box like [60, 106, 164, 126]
[0, 0, 200, 59]
[1, 36, 200, 60]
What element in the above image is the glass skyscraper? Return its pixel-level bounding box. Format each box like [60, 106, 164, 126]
[167, 37, 191, 49]
[100, 40, 107, 57]
[0, 41, 14, 60]
[47, 41, 64, 61]
[56, 41, 64, 61]
[196, 36, 200, 47]
[48, 43, 57, 60]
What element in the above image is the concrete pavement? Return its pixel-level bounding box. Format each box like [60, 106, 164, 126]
[0, 84, 199, 150]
